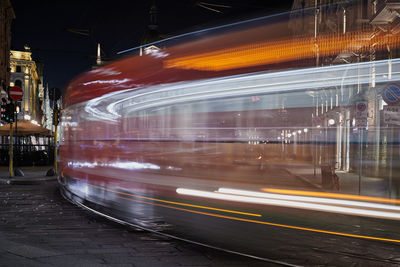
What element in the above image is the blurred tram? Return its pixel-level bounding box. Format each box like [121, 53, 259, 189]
[59, 5, 400, 265]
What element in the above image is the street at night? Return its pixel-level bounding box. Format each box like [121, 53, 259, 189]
[2, 1, 400, 266]
[0, 174, 270, 267]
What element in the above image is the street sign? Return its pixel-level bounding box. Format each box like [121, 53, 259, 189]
[382, 83, 400, 105]
[354, 101, 368, 128]
[355, 101, 368, 118]
[9, 86, 23, 101]
[384, 105, 400, 125]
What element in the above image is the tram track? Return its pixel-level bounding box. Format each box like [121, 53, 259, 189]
[312, 248, 400, 266]
[60, 184, 302, 267]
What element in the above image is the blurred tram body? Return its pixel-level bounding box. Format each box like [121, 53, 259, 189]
[59, 7, 400, 264]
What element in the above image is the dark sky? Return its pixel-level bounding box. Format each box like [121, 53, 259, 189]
[11, 0, 293, 92]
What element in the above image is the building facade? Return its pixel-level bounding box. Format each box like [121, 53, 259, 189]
[287, 1, 400, 186]
[0, 0, 14, 89]
[139, 3, 170, 56]
[9, 46, 44, 124]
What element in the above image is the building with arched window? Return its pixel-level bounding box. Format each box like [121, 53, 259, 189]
[9, 45, 44, 123]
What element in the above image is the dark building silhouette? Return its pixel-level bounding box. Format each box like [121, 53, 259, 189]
[0, 0, 14, 89]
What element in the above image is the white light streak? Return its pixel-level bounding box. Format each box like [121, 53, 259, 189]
[148, 50, 169, 58]
[82, 78, 132, 86]
[89, 67, 122, 76]
[217, 188, 400, 212]
[176, 187, 400, 220]
[67, 161, 160, 170]
[105, 58, 400, 116]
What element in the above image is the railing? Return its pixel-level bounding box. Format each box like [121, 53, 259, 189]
[0, 144, 54, 166]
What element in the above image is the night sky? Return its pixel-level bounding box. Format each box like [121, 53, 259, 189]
[11, 0, 293, 93]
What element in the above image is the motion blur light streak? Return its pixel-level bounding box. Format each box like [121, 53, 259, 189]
[262, 188, 400, 205]
[112, 162, 160, 170]
[89, 67, 122, 76]
[82, 183, 400, 244]
[116, 11, 291, 55]
[88, 184, 261, 217]
[103, 59, 399, 118]
[115, 194, 400, 244]
[84, 89, 135, 121]
[82, 78, 133, 86]
[217, 188, 400, 212]
[67, 161, 160, 170]
[177, 188, 400, 220]
[165, 32, 400, 71]
[60, 3, 400, 261]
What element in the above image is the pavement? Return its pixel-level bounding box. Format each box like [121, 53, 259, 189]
[0, 165, 56, 185]
[1, 165, 399, 266]
[0, 165, 276, 267]
[284, 163, 396, 198]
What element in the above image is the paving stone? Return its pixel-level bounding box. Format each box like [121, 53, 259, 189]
[3, 179, 398, 266]
[36, 255, 106, 267]
[102, 254, 140, 264]
[0, 253, 52, 267]
[87, 248, 135, 254]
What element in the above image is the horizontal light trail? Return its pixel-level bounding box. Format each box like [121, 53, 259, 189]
[176, 188, 400, 221]
[117, 10, 292, 55]
[72, 57, 399, 122]
[165, 31, 400, 71]
[87, 183, 260, 217]
[218, 188, 400, 212]
[103, 58, 399, 117]
[115, 194, 400, 244]
[262, 188, 400, 205]
[78, 181, 400, 244]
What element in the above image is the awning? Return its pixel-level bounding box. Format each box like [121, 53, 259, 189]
[0, 120, 54, 136]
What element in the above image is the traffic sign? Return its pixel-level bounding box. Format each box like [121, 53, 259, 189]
[355, 101, 368, 118]
[356, 102, 367, 112]
[9, 86, 23, 101]
[382, 83, 400, 105]
[384, 105, 400, 125]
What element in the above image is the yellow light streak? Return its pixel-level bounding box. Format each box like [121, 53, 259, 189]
[178, 188, 400, 220]
[79, 181, 400, 243]
[164, 31, 400, 71]
[87, 183, 261, 217]
[218, 188, 400, 212]
[114, 190, 400, 244]
[262, 188, 400, 205]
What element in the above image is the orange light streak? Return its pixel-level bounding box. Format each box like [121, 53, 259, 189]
[87, 182, 400, 244]
[88, 183, 261, 217]
[262, 188, 400, 205]
[99, 185, 400, 244]
[165, 31, 400, 71]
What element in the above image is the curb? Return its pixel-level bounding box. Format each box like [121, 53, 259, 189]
[283, 168, 322, 189]
[0, 176, 57, 185]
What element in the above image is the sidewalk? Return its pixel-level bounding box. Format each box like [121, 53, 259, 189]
[285, 163, 393, 198]
[0, 165, 56, 184]
[0, 173, 271, 266]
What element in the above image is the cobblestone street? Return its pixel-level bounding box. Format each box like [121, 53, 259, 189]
[0, 180, 270, 267]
